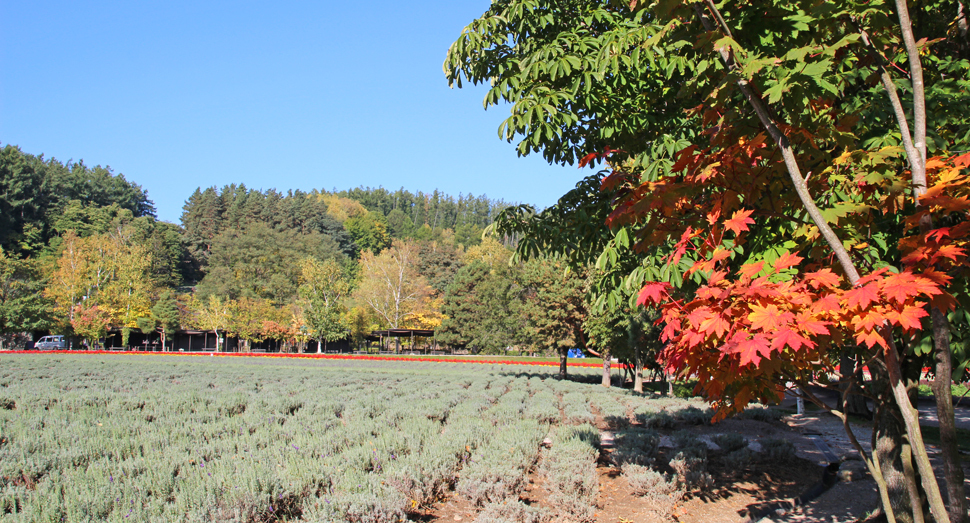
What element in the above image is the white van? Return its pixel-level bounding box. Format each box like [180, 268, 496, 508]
[35, 336, 67, 350]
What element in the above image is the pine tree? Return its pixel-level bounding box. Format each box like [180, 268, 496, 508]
[152, 291, 180, 352]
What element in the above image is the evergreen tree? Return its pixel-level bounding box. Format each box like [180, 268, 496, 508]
[151, 291, 180, 352]
[438, 261, 522, 354]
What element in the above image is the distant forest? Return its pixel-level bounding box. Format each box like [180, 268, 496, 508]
[1, 144, 596, 359]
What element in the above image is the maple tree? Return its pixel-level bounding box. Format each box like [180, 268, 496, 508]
[70, 303, 111, 349]
[448, 0, 970, 520]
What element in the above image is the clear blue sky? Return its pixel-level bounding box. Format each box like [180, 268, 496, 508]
[1, 1, 580, 224]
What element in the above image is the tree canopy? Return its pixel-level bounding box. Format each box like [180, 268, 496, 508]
[448, 0, 970, 520]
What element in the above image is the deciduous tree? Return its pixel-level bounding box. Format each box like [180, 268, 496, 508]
[299, 257, 350, 353]
[449, 1, 970, 519]
[353, 240, 432, 333]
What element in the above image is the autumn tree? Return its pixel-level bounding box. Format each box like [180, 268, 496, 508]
[227, 297, 281, 352]
[353, 240, 432, 348]
[299, 257, 350, 353]
[71, 304, 111, 349]
[448, 1, 970, 520]
[190, 295, 231, 352]
[45, 229, 155, 337]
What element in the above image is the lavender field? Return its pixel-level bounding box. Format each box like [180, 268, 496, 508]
[0, 355, 786, 522]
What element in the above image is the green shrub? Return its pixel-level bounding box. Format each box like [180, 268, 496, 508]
[712, 433, 747, 453]
[761, 438, 797, 462]
[722, 448, 757, 470]
[541, 424, 599, 523]
[674, 406, 713, 425]
[611, 429, 661, 467]
[670, 446, 713, 489]
[738, 406, 783, 422]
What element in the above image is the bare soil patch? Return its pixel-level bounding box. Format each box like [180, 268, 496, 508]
[427, 410, 883, 523]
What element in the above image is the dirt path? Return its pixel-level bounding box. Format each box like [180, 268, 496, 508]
[425, 411, 887, 523]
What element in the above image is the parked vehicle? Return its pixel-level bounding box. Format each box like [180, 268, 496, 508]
[35, 335, 67, 350]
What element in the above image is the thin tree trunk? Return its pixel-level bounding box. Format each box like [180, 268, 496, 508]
[602, 349, 611, 387]
[840, 352, 871, 417]
[558, 347, 568, 379]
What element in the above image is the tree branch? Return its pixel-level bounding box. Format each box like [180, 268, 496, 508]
[690, 4, 861, 284]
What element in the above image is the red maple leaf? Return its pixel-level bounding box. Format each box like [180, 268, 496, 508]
[637, 282, 670, 307]
[845, 282, 880, 309]
[724, 209, 755, 235]
[885, 304, 928, 330]
[735, 335, 771, 367]
[686, 306, 714, 327]
[770, 328, 813, 352]
[925, 227, 951, 242]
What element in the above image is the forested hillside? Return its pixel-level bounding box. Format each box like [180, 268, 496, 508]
[1, 143, 594, 360]
[0, 145, 155, 257]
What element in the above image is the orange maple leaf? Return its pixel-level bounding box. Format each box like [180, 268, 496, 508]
[855, 328, 889, 350]
[772, 251, 803, 271]
[812, 294, 842, 314]
[748, 304, 794, 331]
[804, 269, 841, 289]
[738, 261, 765, 279]
[795, 312, 831, 336]
[880, 272, 919, 303]
[929, 244, 966, 264]
[770, 328, 813, 352]
[856, 267, 891, 287]
[724, 209, 755, 235]
[699, 314, 730, 338]
[851, 310, 887, 332]
[953, 151, 970, 168]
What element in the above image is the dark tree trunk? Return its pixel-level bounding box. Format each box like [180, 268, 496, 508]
[870, 354, 927, 523]
[929, 306, 967, 523]
[558, 347, 568, 379]
[839, 352, 871, 418]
